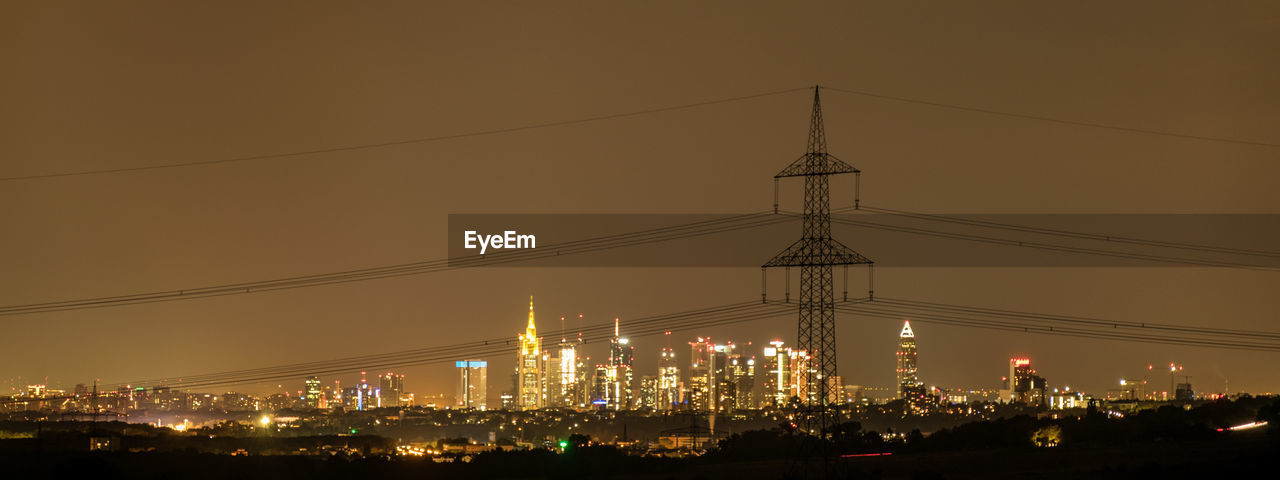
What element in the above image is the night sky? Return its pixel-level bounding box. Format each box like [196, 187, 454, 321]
[3, 2, 1278, 400]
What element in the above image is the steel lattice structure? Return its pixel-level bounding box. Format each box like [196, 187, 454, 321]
[764, 86, 873, 441]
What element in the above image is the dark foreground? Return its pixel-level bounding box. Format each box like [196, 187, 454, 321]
[3, 430, 1273, 480]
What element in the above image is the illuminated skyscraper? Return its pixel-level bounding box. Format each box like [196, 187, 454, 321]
[546, 334, 585, 408]
[603, 318, 634, 410]
[896, 320, 921, 398]
[457, 360, 488, 409]
[687, 338, 714, 410]
[638, 376, 659, 409]
[729, 352, 756, 410]
[351, 371, 374, 411]
[1004, 357, 1047, 407]
[517, 297, 543, 410]
[379, 372, 405, 407]
[788, 348, 813, 403]
[657, 344, 680, 410]
[590, 364, 610, 408]
[761, 340, 791, 407]
[304, 376, 321, 409]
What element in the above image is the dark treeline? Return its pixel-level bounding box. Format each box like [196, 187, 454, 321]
[1, 396, 1277, 479]
[707, 395, 1280, 461]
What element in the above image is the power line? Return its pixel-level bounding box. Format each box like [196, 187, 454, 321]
[824, 86, 1280, 148]
[0, 87, 811, 182]
[809, 211, 1280, 272]
[0, 211, 790, 316]
[837, 303, 1280, 352]
[852, 205, 1280, 259]
[871, 296, 1280, 340]
[118, 301, 778, 387]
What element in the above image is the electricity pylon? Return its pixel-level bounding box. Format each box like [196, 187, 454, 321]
[763, 86, 873, 475]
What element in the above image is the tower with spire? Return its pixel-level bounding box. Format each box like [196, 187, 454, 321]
[517, 296, 543, 410]
[896, 320, 921, 398]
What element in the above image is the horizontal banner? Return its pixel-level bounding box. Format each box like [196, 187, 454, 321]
[446, 213, 1280, 268]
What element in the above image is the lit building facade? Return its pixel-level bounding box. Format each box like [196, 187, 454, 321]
[304, 376, 321, 409]
[456, 360, 488, 409]
[638, 376, 659, 409]
[728, 347, 756, 410]
[379, 372, 405, 407]
[896, 320, 921, 398]
[657, 346, 681, 410]
[545, 334, 585, 408]
[1002, 358, 1047, 407]
[599, 318, 634, 410]
[687, 338, 714, 410]
[517, 296, 543, 410]
[761, 340, 791, 407]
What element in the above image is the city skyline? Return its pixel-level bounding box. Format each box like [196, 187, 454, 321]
[3, 2, 1277, 477]
[10, 298, 1258, 413]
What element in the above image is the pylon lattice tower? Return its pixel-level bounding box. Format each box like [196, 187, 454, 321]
[764, 86, 872, 438]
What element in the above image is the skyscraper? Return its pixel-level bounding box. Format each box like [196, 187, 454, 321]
[687, 338, 714, 410]
[604, 318, 634, 410]
[762, 340, 791, 407]
[517, 296, 543, 410]
[546, 334, 585, 408]
[638, 376, 659, 409]
[1004, 358, 1047, 407]
[457, 360, 488, 409]
[729, 351, 756, 410]
[896, 320, 921, 398]
[658, 344, 681, 410]
[304, 376, 321, 408]
[379, 372, 405, 407]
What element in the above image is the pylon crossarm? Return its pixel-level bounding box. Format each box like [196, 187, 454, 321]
[774, 153, 859, 178]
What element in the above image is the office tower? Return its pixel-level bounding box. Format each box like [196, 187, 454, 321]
[638, 376, 659, 409]
[546, 334, 585, 408]
[896, 320, 922, 398]
[658, 346, 681, 410]
[687, 338, 714, 410]
[605, 318, 635, 410]
[729, 352, 756, 410]
[591, 364, 610, 408]
[782, 347, 816, 404]
[761, 340, 791, 407]
[1004, 358, 1047, 407]
[304, 376, 321, 408]
[456, 360, 488, 409]
[379, 372, 405, 408]
[352, 371, 375, 411]
[517, 296, 543, 410]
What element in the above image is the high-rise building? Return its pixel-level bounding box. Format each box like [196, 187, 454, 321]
[347, 372, 375, 411]
[1003, 358, 1047, 407]
[788, 348, 814, 403]
[658, 345, 681, 410]
[591, 364, 610, 408]
[896, 320, 921, 398]
[638, 376, 659, 409]
[687, 338, 714, 410]
[727, 345, 756, 411]
[456, 360, 488, 409]
[761, 340, 791, 407]
[605, 318, 635, 410]
[379, 372, 405, 407]
[546, 334, 585, 408]
[517, 296, 543, 410]
[304, 376, 321, 408]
